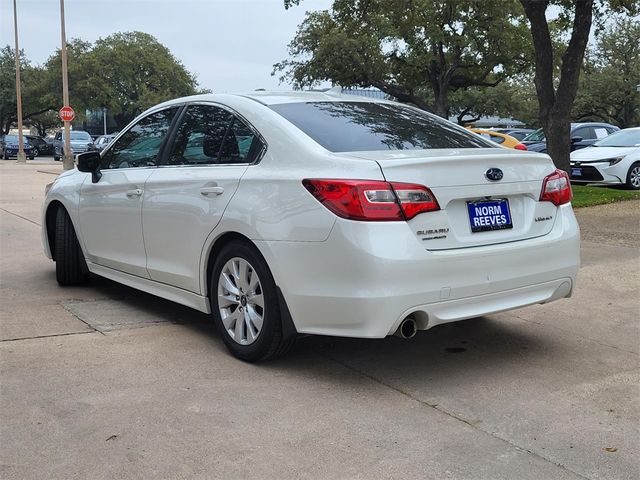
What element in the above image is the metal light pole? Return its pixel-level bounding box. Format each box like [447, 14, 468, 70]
[12, 0, 26, 164]
[103, 107, 107, 135]
[60, 0, 73, 170]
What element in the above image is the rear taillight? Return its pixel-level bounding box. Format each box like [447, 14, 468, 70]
[514, 143, 527, 151]
[302, 179, 439, 221]
[540, 169, 572, 206]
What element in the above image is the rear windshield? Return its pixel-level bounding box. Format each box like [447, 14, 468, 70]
[70, 131, 92, 140]
[270, 101, 489, 152]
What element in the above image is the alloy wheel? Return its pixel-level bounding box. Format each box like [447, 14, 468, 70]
[630, 166, 640, 189]
[217, 257, 265, 345]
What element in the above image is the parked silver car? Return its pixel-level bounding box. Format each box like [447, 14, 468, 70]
[52, 130, 96, 161]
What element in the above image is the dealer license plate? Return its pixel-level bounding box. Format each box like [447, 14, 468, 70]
[467, 199, 513, 233]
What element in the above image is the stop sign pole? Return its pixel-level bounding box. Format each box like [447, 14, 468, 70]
[59, 0, 73, 170]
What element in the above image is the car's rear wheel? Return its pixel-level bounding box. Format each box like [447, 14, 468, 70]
[54, 208, 90, 286]
[626, 163, 640, 190]
[210, 241, 295, 362]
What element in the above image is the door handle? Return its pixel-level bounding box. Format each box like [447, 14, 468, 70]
[126, 188, 143, 198]
[200, 186, 224, 196]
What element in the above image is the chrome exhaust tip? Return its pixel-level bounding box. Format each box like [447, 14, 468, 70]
[394, 317, 417, 339]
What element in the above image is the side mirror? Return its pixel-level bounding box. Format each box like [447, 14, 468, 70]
[571, 136, 583, 144]
[77, 151, 102, 183]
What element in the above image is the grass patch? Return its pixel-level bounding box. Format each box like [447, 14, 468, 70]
[571, 184, 640, 208]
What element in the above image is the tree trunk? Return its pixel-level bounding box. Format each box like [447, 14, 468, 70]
[545, 117, 572, 173]
[520, 0, 593, 173]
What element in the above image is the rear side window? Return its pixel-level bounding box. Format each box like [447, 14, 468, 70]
[102, 108, 178, 169]
[166, 105, 264, 165]
[270, 101, 489, 152]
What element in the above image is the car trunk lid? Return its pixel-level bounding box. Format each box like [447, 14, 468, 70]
[342, 148, 559, 250]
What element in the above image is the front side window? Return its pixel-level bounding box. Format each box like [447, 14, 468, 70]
[101, 108, 178, 169]
[574, 127, 595, 140]
[165, 105, 263, 166]
[270, 101, 489, 152]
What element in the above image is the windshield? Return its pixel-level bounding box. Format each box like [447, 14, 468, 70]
[3, 135, 19, 142]
[270, 101, 490, 152]
[70, 131, 92, 141]
[523, 128, 545, 142]
[593, 129, 640, 148]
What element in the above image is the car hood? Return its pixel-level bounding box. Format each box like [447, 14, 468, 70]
[570, 146, 638, 161]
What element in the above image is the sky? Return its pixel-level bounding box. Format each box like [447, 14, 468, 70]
[1, 0, 333, 93]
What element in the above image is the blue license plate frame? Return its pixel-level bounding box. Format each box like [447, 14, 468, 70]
[467, 198, 513, 233]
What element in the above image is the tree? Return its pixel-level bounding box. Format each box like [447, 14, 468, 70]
[573, 17, 640, 128]
[1, 32, 201, 134]
[449, 79, 539, 126]
[518, 0, 637, 172]
[275, 0, 532, 118]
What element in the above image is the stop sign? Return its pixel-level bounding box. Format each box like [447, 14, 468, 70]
[59, 106, 75, 122]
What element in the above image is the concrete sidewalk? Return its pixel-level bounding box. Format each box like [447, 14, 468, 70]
[1, 162, 638, 479]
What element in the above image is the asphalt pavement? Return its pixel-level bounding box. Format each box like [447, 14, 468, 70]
[1, 159, 638, 480]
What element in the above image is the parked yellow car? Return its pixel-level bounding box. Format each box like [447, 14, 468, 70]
[468, 128, 528, 150]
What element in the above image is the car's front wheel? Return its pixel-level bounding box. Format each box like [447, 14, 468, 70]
[626, 162, 640, 190]
[54, 208, 90, 286]
[211, 241, 295, 362]
[32, 148, 39, 157]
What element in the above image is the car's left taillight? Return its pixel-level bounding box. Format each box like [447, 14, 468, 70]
[302, 179, 439, 221]
[540, 169, 572, 206]
[514, 143, 527, 151]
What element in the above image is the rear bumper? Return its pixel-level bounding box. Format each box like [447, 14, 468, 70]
[257, 203, 580, 338]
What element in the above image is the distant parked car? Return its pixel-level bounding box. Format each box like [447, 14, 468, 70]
[570, 127, 640, 190]
[52, 130, 96, 161]
[468, 128, 527, 150]
[523, 123, 619, 153]
[0, 135, 35, 160]
[494, 128, 534, 141]
[94, 134, 117, 152]
[25, 135, 51, 156]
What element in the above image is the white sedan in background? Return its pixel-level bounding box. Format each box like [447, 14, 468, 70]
[570, 127, 640, 189]
[42, 91, 580, 361]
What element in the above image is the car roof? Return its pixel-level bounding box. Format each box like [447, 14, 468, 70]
[154, 90, 391, 109]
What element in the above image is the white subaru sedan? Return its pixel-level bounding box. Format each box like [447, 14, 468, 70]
[42, 92, 580, 361]
[570, 127, 640, 189]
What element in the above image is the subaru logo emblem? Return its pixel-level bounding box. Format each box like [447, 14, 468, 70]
[485, 168, 503, 182]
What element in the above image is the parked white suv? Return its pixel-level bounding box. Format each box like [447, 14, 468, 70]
[42, 92, 580, 361]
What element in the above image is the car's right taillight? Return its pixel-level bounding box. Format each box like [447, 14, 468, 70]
[302, 179, 439, 221]
[540, 169, 572, 206]
[514, 143, 527, 151]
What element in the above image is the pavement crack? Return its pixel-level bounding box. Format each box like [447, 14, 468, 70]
[0, 208, 40, 226]
[1, 331, 96, 342]
[315, 349, 592, 480]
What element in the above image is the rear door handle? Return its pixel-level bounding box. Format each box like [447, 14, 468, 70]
[126, 188, 143, 198]
[200, 186, 224, 196]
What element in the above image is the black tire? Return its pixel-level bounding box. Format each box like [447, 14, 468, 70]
[28, 155, 34, 160]
[54, 208, 90, 286]
[210, 241, 295, 362]
[54, 156, 60, 162]
[625, 162, 640, 190]
[32, 148, 39, 157]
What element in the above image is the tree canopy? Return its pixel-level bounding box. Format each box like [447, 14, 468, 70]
[1, 32, 200, 134]
[573, 17, 640, 128]
[275, 0, 532, 118]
